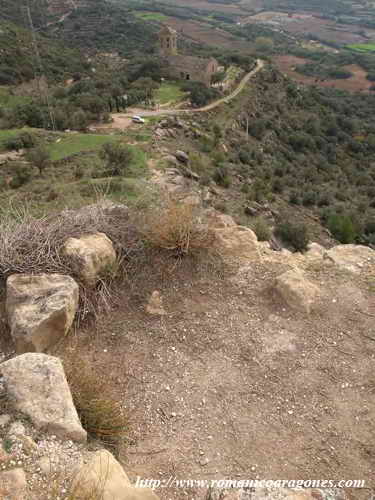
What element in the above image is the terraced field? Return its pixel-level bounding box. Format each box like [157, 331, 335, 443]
[348, 43, 375, 53]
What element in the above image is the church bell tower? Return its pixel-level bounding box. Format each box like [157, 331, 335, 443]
[158, 25, 178, 57]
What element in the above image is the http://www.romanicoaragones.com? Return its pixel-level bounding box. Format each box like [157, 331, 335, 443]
[135, 477, 366, 490]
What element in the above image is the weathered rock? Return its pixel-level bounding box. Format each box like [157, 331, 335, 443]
[70, 449, 158, 499]
[6, 274, 79, 354]
[0, 414, 11, 427]
[325, 244, 375, 274]
[155, 128, 166, 138]
[306, 242, 325, 257]
[63, 232, 116, 286]
[213, 225, 260, 262]
[181, 193, 201, 206]
[8, 421, 25, 438]
[175, 150, 189, 163]
[146, 291, 166, 316]
[205, 209, 236, 229]
[0, 468, 27, 500]
[244, 205, 258, 217]
[181, 166, 200, 181]
[1, 353, 87, 442]
[275, 269, 320, 314]
[37, 456, 54, 475]
[163, 155, 179, 167]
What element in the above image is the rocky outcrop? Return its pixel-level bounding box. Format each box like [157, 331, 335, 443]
[0, 353, 87, 442]
[6, 274, 79, 354]
[275, 269, 320, 314]
[212, 225, 261, 262]
[324, 244, 375, 274]
[70, 449, 158, 499]
[0, 468, 27, 500]
[64, 199, 130, 220]
[205, 209, 236, 229]
[62, 232, 116, 286]
[175, 150, 189, 164]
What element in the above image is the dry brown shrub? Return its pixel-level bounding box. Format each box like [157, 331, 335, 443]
[139, 197, 215, 257]
[0, 201, 143, 323]
[63, 356, 127, 450]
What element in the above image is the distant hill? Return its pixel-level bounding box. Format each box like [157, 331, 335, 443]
[0, 0, 157, 86]
[0, 0, 49, 28]
[44, 0, 157, 56]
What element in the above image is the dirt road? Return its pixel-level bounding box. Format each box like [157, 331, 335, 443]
[106, 59, 264, 129]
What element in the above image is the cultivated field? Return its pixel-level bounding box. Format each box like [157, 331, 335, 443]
[159, 0, 258, 15]
[243, 11, 375, 46]
[348, 43, 375, 53]
[165, 16, 253, 52]
[275, 55, 373, 92]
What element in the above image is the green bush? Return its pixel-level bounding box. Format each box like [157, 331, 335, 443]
[275, 220, 309, 252]
[327, 214, 357, 243]
[5, 136, 23, 151]
[19, 131, 37, 149]
[9, 163, 33, 188]
[99, 142, 135, 176]
[253, 217, 271, 241]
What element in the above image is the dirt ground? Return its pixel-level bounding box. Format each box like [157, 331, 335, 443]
[274, 56, 373, 93]
[165, 17, 253, 53]
[160, 0, 261, 16]
[61, 249, 375, 500]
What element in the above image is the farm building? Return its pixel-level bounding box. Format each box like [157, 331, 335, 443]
[158, 25, 218, 86]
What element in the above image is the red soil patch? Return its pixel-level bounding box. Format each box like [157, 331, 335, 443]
[275, 55, 372, 93]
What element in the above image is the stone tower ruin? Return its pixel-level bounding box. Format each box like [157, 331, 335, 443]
[158, 25, 178, 57]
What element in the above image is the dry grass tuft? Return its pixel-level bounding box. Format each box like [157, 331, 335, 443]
[64, 357, 127, 449]
[139, 197, 215, 257]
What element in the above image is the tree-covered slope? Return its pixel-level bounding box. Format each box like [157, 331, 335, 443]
[45, 0, 158, 56]
[0, 20, 88, 85]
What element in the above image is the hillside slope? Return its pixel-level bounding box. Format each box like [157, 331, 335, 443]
[44, 0, 157, 56]
[0, 20, 88, 84]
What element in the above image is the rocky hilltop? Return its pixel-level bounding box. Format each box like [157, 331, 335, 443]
[0, 191, 373, 499]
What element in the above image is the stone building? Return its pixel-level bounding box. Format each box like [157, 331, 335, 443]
[158, 25, 218, 86]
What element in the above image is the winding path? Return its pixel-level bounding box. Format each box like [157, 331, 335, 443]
[115, 59, 265, 123]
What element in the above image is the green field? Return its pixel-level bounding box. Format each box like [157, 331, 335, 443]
[134, 11, 168, 22]
[347, 43, 375, 53]
[155, 82, 185, 105]
[0, 129, 31, 150]
[0, 87, 32, 108]
[46, 133, 118, 161]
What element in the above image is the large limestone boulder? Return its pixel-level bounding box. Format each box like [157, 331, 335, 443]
[6, 274, 79, 354]
[0, 468, 27, 500]
[0, 353, 87, 443]
[212, 225, 260, 262]
[325, 244, 375, 274]
[62, 232, 116, 286]
[275, 269, 320, 314]
[70, 449, 158, 499]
